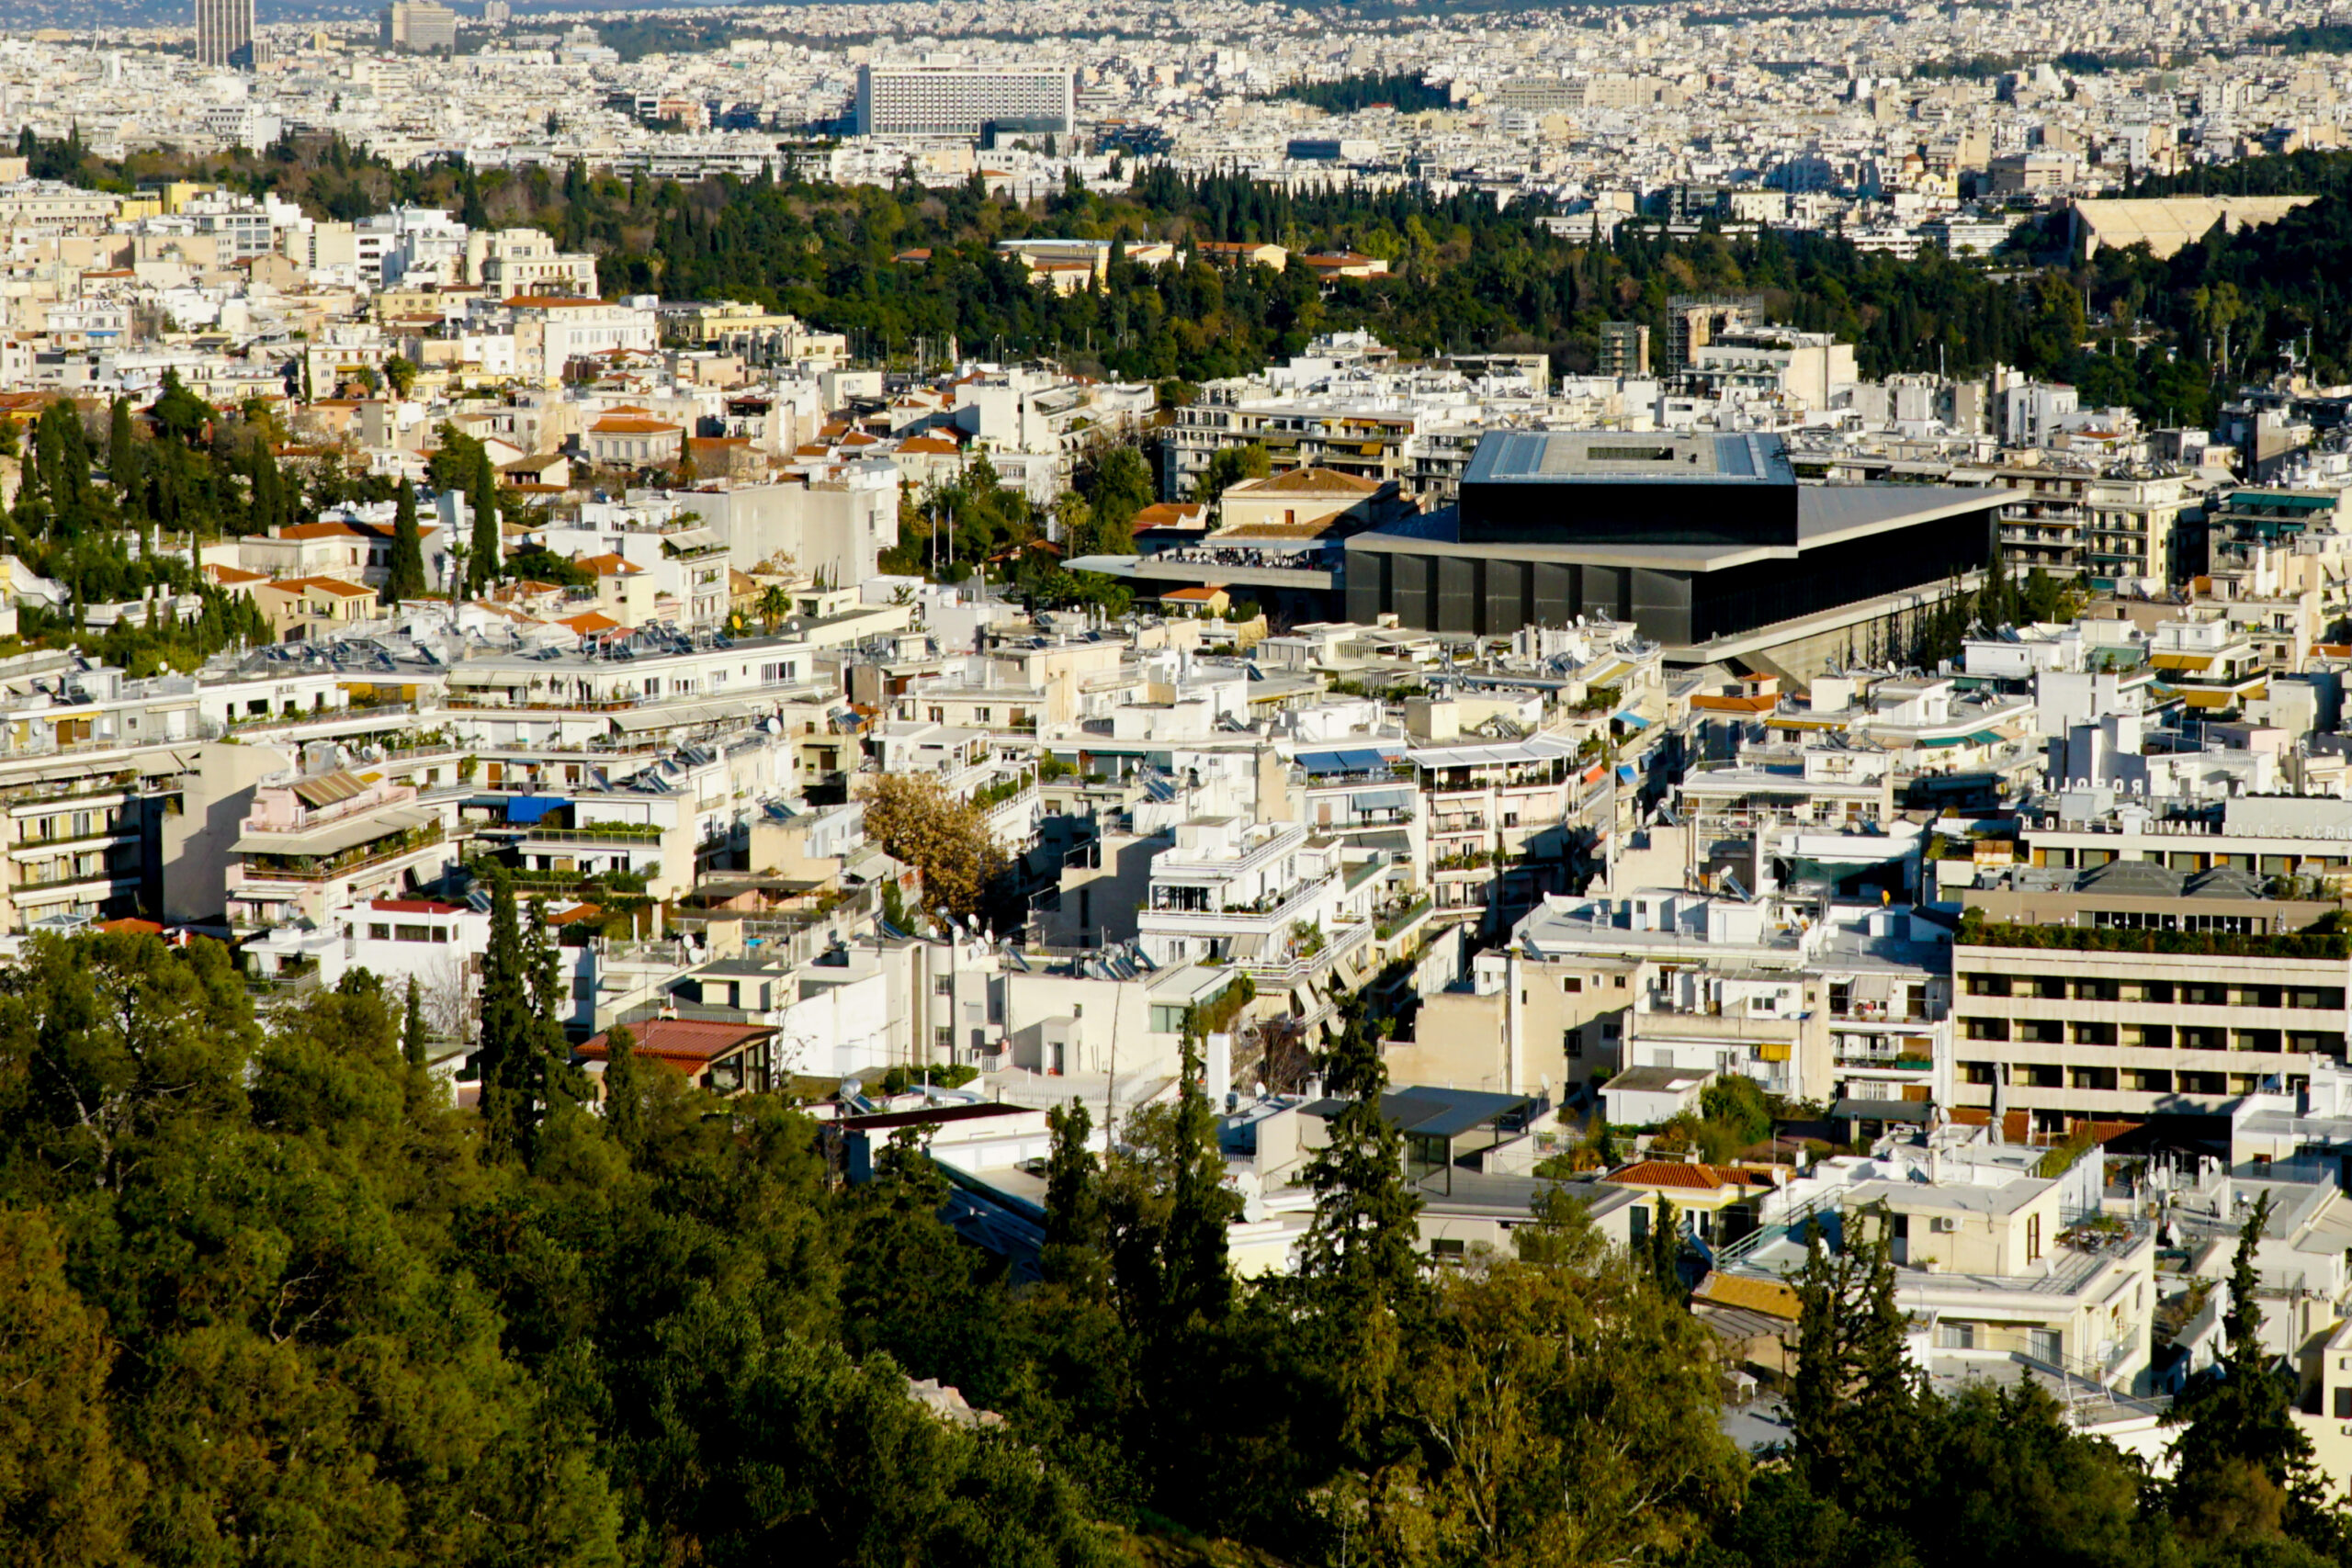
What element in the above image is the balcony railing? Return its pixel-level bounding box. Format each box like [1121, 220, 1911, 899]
[241, 822, 447, 883]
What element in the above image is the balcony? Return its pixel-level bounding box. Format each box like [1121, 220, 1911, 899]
[1836, 1048, 1935, 1073]
[239, 820, 447, 883]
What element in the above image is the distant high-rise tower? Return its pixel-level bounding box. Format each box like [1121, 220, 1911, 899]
[196, 0, 256, 69]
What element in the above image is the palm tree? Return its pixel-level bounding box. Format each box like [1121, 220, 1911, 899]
[445, 540, 470, 598]
[756, 583, 790, 632]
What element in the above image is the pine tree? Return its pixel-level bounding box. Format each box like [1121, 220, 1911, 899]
[1791, 1203, 1917, 1521]
[1294, 994, 1426, 1452]
[401, 974, 427, 1068]
[385, 483, 427, 604]
[467, 451, 500, 593]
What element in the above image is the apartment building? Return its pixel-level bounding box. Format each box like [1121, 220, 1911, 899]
[1951, 908, 2348, 1130]
[225, 768, 458, 931]
[1722, 1130, 2161, 1410]
[852, 62, 1075, 138]
[1949, 456, 2199, 585]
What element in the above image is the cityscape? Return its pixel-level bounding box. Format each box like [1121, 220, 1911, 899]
[0, 0, 2350, 1561]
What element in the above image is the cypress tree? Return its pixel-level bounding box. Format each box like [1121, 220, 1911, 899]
[467, 451, 500, 593]
[1041, 1097, 1106, 1294]
[601, 1022, 645, 1157]
[474, 869, 537, 1162]
[2168, 1191, 2326, 1540]
[384, 483, 426, 604]
[401, 974, 427, 1068]
[1649, 1193, 1686, 1302]
[108, 398, 141, 521]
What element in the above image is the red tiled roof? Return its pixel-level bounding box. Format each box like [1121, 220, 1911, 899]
[580, 1017, 774, 1064]
[1605, 1160, 1763, 1191]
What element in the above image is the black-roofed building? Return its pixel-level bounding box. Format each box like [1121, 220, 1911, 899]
[1344, 430, 2004, 666]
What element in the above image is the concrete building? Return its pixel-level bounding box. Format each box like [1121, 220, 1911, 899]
[1345, 431, 2004, 669]
[1951, 900, 2348, 1131]
[195, 0, 257, 69]
[383, 0, 459, 53]
[853, 62, 1075, 139]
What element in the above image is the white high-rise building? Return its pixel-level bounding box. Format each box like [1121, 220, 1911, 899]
[852, 62, 1075, 139]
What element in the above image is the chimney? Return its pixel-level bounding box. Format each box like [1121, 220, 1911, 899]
[1204, 1032, 1231, 1108]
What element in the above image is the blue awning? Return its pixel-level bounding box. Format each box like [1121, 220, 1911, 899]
[1298, 746, 1395, 776]
[505, 795, 571, 824]
[1613, 710, 1651, 730]
[1616, 765, 1637, 784]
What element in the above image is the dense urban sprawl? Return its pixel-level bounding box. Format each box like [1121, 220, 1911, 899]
[6, 0, 2352, 1562]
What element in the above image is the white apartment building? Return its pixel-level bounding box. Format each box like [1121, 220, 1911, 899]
[852, 62, 1075, 138]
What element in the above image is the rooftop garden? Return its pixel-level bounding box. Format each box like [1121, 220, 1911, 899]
[1955, 908, 2351, 961]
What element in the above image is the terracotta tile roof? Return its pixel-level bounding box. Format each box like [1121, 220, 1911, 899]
[260, 574, 375, 599]
[1231, 465, 1380, 496]
[555, 610, 622, 633]
[580, 1017, 775, 1065]
[577, 553, 640, 576]
[1134, 502, 1206, 529]
[1604, 1160, 1762, 1191]
[591, 416, 682, 434]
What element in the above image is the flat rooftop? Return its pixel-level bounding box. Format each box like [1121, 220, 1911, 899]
[1464, 429, 1795, 487]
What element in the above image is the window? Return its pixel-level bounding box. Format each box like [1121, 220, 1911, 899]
[368, 922, 390, 940]
[934, 1026, 952, 1050]
[1561, 976, 1583, 994]
[395, 924, 429, 942]
[2335, 1388, 2352, 1421]
[1148, 1004, 1189, 1034]
[1429, 1237, 1466, 1261]
[935, 977, 953, 997]
[2027, 1213, 2041, 1264]
[1565, 1028, 1582, 1059]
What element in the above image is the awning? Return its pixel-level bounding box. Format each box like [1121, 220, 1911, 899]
[1297, 746, 1396, 775]
[1919, 729, 2005, 748]
[1350, 786, 1416, 811]
[1613, 710, 1652, 730]
[505, 795, 570, 825]
[2150, 652, 2213, 671]
[1616, 764, 1637, 784]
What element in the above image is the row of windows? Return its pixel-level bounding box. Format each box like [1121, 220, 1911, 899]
[366, 923, 453, 943]
[1962, 1017, 2344, 1053]
[1962, 1061, 2293, 1097]
[1963, 974, 2345, 1010]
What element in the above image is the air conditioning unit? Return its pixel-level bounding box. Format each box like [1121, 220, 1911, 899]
[1932, 1215, 1960, 1233]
